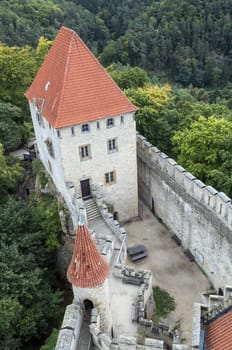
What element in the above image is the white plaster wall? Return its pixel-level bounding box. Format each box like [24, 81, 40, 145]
[29, 102, 84, 222]
[137, 135, 232, 290]
[59, 113, 138, 222]
[73, 279, 112, 334]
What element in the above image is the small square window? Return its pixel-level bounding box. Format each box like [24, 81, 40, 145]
[79, 144, 91, 160]
[108, 138, 118, 153]
[82, 124, 89, 132]
[121, 115, 124, 124]
[105, 171, 116, 184]
[107, 118, 114, 128]
[71, 127, 75, 136]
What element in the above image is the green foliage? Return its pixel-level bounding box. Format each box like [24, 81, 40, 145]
[0, 0, 63, 47]
[0, 143, 22, 200]
[0, 102, 22, 152]
[2, 1, 232, 87]
[40, 329, 59, 350]
[0, 297, 22, 350]
[0, 196, 63, 349]
[153, 286, 176, 324]
[32, 158, 48, 188]
[108, 65, 149, 89]
[172, 116, 232, 196]
[32, 194, 62, 250]
[0, 43, 37, 111]
[126, 85, 178, 154]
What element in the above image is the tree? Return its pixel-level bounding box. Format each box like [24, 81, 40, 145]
[0, 43, 37, 111]
[108, 65, 149, 89]
[0, 144, 22, 200]
[0, 102, 22, 152]
[0, 196, 63, 349]
[126, 84, 178, 154]
[0, 297, 23, 350]
[172, 116, 232, 196]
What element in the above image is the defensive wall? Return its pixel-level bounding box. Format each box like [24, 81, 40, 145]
[137, 134, 232, 290]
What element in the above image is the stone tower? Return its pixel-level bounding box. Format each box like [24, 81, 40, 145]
[67, 214, 112, 334]
[25, 26, 138, 223]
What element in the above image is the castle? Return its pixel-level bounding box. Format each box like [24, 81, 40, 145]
[25, 27, 232, 350]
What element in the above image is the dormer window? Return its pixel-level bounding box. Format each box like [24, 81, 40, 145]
[107, 118, 114, 128]
[82, 124, 89, 133]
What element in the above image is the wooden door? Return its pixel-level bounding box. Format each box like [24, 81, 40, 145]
[80, 179, 91, 199]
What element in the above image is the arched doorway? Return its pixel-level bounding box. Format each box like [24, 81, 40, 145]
[83, 299, 94, 321]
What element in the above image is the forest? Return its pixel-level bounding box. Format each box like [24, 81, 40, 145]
[1, 0, 232, 349]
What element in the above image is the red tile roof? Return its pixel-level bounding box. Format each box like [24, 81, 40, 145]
[67, 222, 109, 288]
[206, 308, 232, 349]
[25, 27, 138, 128]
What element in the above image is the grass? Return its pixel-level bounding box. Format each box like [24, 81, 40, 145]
[153, 286, 176, 324]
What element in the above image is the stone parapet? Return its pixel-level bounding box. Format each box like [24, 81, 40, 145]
[55, 303, 83, 350]
[137, 134, 232, 289]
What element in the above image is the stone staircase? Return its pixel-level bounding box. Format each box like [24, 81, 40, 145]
[85, 198, 101, 221]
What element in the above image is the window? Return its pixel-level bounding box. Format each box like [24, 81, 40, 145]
[108, 138, 118, 153]
[71, 127, 75, 136]
[36, 111, 44, 128]
[97, 121, 100, 129]
[107, 118, 114, 128]
[105, 171, 116, 184]
[79, 145, 91, 160]
[121, 115, 124, 124]
[57, 129, 61, 138]
[81, 124, 89, 132]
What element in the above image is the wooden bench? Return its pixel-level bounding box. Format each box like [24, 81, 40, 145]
[131, 251, 148, 262]
[127, 244, 146, 256]
[184, 249, 195, 262]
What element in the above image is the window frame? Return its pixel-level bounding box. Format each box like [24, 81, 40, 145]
[107, 138, 118, 153]
[79, 144, 91, 161]
[106, 118, 114, 128]
[81, 124, 90, 133]
[105, 171, 116, 185]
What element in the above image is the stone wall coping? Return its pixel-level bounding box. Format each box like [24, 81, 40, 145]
[137, 135, 232, 229]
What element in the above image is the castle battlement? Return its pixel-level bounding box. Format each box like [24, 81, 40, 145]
[137, 134, 232, 289]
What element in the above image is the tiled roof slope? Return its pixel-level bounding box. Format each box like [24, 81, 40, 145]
[206, 308, 232, 349]
[25, 27, 138, 128]
[67, 221, 109, 288]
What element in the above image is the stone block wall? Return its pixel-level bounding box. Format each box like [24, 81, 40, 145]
[137, 134, 232, 289]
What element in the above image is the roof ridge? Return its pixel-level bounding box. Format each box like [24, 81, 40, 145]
[55, 29, 75, 128]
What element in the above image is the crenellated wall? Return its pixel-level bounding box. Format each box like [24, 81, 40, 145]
[137, 134, 232, 290]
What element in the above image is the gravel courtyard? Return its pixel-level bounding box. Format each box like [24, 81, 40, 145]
[124, 201, 211, 344]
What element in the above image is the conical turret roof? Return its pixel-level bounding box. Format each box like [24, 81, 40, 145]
[67, 219, 110, 288]
[25, 26, 138, 128]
